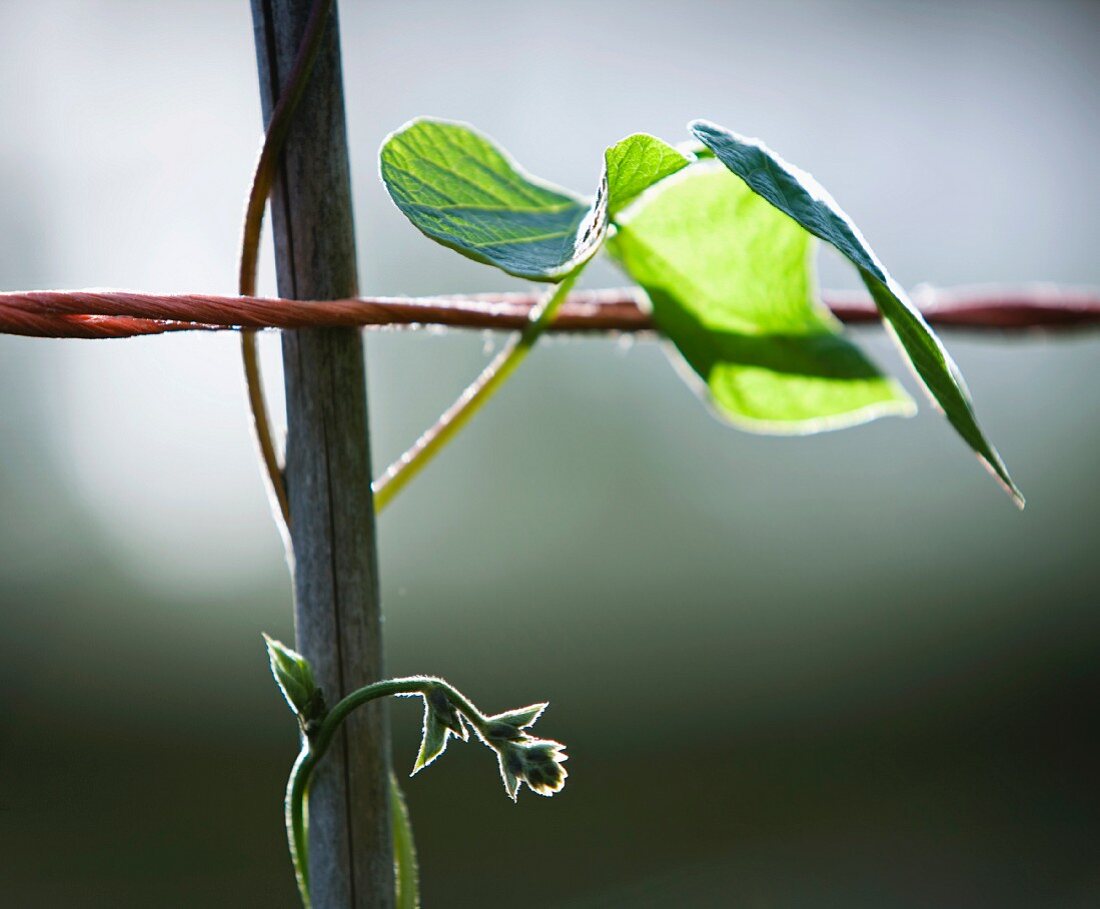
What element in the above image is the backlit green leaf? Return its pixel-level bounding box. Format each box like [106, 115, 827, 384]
[690, 119, 1021, 504]
[604, 134, 692, 218]
[263, 633, 319, 720]
[487, 702, 547, 730]
[380, 118, 604, 281]
[609, 164, 914, 432]
[412, 701, 450, 774]
[380, 121, 694, 282]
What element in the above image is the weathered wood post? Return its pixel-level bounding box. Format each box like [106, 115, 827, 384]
[249, 1, 394, 906]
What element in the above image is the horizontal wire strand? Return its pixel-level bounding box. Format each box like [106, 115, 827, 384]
[1, 285, 1098, 339]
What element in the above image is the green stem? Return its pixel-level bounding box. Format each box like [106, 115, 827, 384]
[372, 271, 581, 511]
[286, 746, 315, 906]
[284, 677, 488, 906]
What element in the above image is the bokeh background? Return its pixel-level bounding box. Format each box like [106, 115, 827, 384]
[2, 1, 1098, 906]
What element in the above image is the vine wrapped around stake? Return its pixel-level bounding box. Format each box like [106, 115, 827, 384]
[264, 636, 568, 908]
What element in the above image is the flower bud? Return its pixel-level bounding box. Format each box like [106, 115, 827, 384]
[263, 634, 325, 729]
[492, 737, 568, 801]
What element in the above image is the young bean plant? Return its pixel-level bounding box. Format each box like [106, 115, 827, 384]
[265, 115, 1021, 908]
[373, 117, 1020, 506]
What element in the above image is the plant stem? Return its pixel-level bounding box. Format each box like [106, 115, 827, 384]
[372, 271, 580, 511]
[321, 678, 486, 753]
[241, 337, 290, 530]
[285, 677, 487, 906]
[286, 745, 315, 906]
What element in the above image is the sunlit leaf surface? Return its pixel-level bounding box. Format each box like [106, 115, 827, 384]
[380, 118, 603, 281]
[610, 164, 914, 432]
[691, 120, 1021, 504]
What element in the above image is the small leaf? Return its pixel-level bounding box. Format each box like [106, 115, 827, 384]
[496, 746, 522, 802]
[487, 702, 547, 730]
[263, 634, 319, 719]
[604, 134, 692, 218]
[380, 118, 604, 281]
[690, 119, 1022, 505]
[609, 164, 914, 432]
[412, 701, 450, 775]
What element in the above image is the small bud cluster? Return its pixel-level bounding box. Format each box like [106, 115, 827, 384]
[489, 735, 569, 801]
[416, 693, 569, 802]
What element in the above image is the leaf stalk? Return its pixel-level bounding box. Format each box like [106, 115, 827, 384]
[372, 271, 581, 511]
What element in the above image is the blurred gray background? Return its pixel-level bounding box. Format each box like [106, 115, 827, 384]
[1, 1, 1098, 906]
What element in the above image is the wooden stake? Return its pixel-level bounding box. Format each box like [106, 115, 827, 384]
[249, 1, 393, 906]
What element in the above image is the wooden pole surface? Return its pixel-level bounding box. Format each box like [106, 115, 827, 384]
[249, 2, 394, 906]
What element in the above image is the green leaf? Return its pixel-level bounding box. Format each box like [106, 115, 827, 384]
[263, 634, 318, 719]
[690, 120, 1022, 505]
[487, 702, 548, 730]
[380, 117, 604, 281]
[412, 699, 450, 774]
[608, 164, 914, 432]
[380, 120, 693, 282]
[495, 744, 522, 802]
[604, 134, 692, 218]
[389, 773, 420, 909]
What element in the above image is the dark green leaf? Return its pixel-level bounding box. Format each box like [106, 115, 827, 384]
[380, 118, 603, 281]
[690, 119, 1022, 504]
[609, 164, 914, 431]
